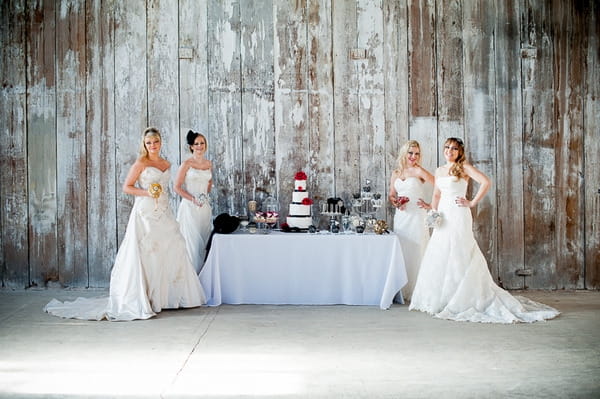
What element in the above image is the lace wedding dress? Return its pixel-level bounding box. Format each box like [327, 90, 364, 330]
[44, 167, 206, 321]
[409, 176, 559, 323]
[392, 177, 430, 301]
[176, 168, 213, 273]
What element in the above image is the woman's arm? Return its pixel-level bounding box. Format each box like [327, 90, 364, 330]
[415, 166, 435, 209]
[430, 183, 441, 211]
[206, 161, 213, 193]
[173, 160, 195, 202]
[458, 163, 491, 208]
[122, 161, 149, 197]
[417, 166, 435, 186]
[388, 171, 399, 207]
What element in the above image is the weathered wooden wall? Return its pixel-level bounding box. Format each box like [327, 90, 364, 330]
[0, 0, 598, 290]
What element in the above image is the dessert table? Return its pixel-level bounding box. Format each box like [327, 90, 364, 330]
[199, 231, 407, 309]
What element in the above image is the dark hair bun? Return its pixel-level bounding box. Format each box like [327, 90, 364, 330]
[186, 130, 199, 146]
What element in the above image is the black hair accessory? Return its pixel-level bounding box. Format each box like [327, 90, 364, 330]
[186, 130, 199, 146]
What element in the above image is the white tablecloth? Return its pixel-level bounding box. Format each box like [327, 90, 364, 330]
[199, 231, 407, 309]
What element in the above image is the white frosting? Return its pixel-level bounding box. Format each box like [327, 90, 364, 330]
[286, 216, 312, 229]
[292, 191, 308, 203]
[289, 204, 311, 216]
[294, 179, 307, 191]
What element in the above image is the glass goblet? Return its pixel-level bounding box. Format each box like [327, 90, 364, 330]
[239, 215, 249, 232]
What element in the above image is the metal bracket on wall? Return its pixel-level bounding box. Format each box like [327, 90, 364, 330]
[349, 48, 367, 60]
[179, 47, 193, 59]
[516, 269, 533, 276]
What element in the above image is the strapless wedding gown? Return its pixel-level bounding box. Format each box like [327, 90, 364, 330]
[44, 167, 206, 321]
[392, 177, 429, 301]
[176, 168, 213, 273]
[409, 176, 559, 323]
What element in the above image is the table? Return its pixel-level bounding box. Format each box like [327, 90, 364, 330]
[199, 231, 407, 309]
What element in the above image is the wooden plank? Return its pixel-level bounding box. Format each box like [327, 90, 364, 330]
[0, 0, 29, 288]
[435, 0, 463, 160]
[522, 0, 557, 288]
[584, 0, 600, 289]
[332, 1, 360, 207]
[26, 0, 58, 287]
[55, 0, 88, 286]
[274, 0, 309, 221]
[207, 0, 243, 215]
[552, 0, 586, 289]
[240, 0, 276, 214]
[356, 0, 386, 219]
[494, 0, 525, 289]
[114, 0, 147, 243]
[462, 0, 498, 281]
[148, 0, 179, 213]
[85, 0, 116, 287]
[307, 0, 335, 219]
[179, 0, 209, 148]
[408, 0, 436, 119]
[408, 0, 437, 176]
[382, 0, 409, 223]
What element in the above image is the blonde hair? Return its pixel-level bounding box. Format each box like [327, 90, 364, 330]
[139, 127, 162, 159]
[394, 140, 421, 176]
[445, 137, 467, 178]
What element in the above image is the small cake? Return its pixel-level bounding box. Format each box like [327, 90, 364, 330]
[286, 171, 313, 229]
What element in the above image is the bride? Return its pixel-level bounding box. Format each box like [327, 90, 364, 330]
[388, 140, 434, 302]
[45, 127, 206, 321]
[409, 137, 559, 323]
[174, 130, 213, 273]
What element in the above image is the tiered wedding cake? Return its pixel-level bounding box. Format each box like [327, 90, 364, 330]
[286, 171, 313, 229]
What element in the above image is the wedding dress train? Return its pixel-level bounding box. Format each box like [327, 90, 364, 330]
[44, 167, 206, 321]
[409, 176, 559, 323]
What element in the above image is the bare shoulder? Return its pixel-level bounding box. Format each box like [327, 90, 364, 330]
[131, 159, 148, 172]
[463, 162, 481, 175]
[180, 157, 194, 168]
[416, 165, 432, 176]
[463, 163, 490, 182]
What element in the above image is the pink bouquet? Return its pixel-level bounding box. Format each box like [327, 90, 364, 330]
[254, 211, 266, 223]
[265, 211, 279, 223]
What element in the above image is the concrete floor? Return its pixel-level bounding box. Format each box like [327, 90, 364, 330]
[0, 289, 598, 399]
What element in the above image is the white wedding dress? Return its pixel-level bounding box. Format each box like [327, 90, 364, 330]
[44, 167, 206, 321]
[392, 177, 429, 301]
[409, 176, 560, 323]
[176, 168, 213, 273]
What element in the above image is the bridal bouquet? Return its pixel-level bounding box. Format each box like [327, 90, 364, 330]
[148, 183, 163, 198]
[148, 183, 163, 210]
[397, 196, 410, 206]
[425, 209, 442, 228]
[396, 195, 410, 209]
[194, 193, 210, 207]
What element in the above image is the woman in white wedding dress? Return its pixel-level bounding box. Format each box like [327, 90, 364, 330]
[45, 127, 206, 321]
[388, 140, 434, 301]
[175, 130, 213, 273]
[409, 137, 559, 323]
